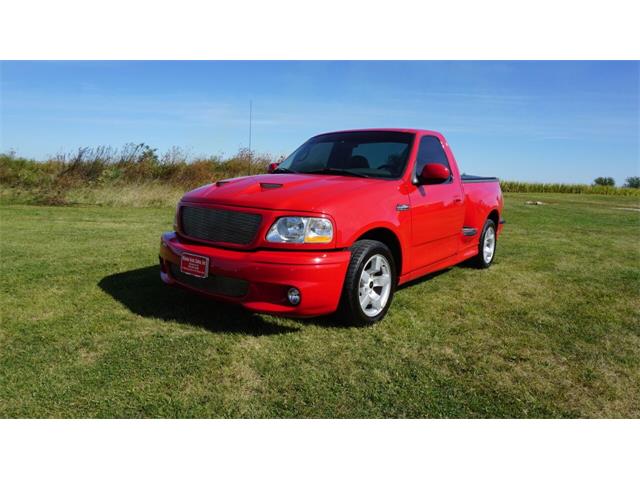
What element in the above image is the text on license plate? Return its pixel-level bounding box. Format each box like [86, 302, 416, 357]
[180, 252, 209, 278]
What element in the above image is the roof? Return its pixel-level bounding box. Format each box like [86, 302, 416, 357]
[313, 128, 443, 137]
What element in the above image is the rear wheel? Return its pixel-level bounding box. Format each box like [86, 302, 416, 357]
[472, 219, 497, 268]
[338, 240, 396, 326]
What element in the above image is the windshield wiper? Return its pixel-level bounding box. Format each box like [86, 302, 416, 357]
[303, 168, 369, 178]
[272, 167, 297, 174]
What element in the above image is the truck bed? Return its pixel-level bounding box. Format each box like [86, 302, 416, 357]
[461, 174, 499, 183]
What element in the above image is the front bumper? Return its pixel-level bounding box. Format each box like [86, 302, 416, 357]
[159, 232, 351, 317]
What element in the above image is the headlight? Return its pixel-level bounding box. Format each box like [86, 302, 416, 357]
[266, 217, 334, 244]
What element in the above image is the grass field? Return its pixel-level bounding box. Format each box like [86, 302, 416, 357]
[1, 193, 639, 418]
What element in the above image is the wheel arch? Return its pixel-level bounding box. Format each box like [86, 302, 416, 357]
[487, 209, 500, 230]
[356, 227, 403, 276]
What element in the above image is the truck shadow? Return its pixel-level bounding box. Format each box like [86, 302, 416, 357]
[98, 266, 299, 336]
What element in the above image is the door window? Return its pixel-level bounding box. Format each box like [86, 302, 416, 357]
[415, 136, 451, 174]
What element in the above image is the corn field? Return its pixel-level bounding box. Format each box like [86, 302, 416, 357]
[499, 181, 640, 196]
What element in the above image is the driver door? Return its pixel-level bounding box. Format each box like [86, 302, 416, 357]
[409, 135, 465, 269]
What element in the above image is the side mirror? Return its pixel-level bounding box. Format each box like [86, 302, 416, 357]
[418, 163, 450, 184]
[267, 162, 280, 173]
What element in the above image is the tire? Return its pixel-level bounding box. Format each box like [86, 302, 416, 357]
[472, 219, 497, 268]
[338, 240, 396, 326]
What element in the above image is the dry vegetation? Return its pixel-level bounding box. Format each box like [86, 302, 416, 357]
[0, 145, 275, 206]
[1, 146, 638, 208]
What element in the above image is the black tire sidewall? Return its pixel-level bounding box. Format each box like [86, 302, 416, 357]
[341, 240, 396, 326]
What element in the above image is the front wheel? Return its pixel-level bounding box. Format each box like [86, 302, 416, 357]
[338, 240, 396, 326]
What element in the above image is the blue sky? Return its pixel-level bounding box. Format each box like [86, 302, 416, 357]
[1, 61, 638, 184]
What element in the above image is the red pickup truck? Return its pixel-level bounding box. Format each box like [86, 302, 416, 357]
[159, 129, 504, 325]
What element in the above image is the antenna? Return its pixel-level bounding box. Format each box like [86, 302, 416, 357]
[248, 100, 252, 153]
[248, 100, 253, 175]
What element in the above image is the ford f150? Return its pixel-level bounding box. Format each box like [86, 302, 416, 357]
[159, 129, 504, 325]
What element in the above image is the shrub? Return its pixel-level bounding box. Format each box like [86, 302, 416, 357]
[593, 177, 615, 187]
[624, 176, 640, 189]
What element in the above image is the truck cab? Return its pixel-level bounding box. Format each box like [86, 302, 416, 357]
[159, 129, 504, 325]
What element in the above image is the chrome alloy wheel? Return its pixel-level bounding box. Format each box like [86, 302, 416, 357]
[358, 254, 392, 317]
[483, 226, 496, 264]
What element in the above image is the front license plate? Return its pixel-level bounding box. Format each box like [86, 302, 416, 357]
[180, 252, 209, 278]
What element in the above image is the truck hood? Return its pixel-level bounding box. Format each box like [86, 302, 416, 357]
[181, 173, 391, 213]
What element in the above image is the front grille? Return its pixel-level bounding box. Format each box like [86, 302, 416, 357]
[180, 206, 262, 245]
[169, 263, 249, 298]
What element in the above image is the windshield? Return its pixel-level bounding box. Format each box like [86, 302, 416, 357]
[276, 131, 414, 179]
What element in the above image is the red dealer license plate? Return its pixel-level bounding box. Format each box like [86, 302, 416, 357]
[180, 252, 209, 278]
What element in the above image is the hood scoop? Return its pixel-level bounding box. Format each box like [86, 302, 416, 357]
[260, 182, 283, 189]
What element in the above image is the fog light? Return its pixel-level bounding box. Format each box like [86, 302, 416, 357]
[287, 287, 301, 305]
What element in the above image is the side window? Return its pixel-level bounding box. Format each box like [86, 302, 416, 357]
[416, 135, 451, 174]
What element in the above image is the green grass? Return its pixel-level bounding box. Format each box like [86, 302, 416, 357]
[1, 193, 639, 418]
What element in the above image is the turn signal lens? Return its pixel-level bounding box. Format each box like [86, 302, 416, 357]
[266, 217, 334, 244]
[304, 218, 333, 243]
